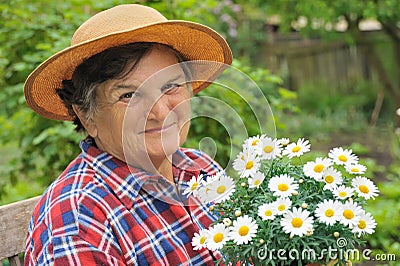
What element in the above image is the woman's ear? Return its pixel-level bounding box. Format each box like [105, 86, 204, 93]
[72, 105, 98, 138]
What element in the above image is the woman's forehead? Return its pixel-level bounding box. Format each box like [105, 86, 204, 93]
[100, 47, 184, 92]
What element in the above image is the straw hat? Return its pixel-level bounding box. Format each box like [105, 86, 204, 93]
[24, 4, 232, 121]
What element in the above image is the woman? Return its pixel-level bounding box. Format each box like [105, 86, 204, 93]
[24, 4, 232, 265]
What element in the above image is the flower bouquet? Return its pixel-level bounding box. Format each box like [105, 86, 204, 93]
[184, 135, 379, 265]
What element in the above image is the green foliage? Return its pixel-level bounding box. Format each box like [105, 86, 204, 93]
[297, 80, 377, 118]
[256, 0, 400, 34]
[278, 79, 389, 140]
[364, 134, 400, 264]
[0, 2, 61, 196]
[364, 179, 400, 262]
[153, 0, 270, 61]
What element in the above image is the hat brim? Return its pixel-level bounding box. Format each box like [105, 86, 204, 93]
[24, 20, 232, 121]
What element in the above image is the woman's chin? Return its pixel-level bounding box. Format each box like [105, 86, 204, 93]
[146, 141, 180, 160]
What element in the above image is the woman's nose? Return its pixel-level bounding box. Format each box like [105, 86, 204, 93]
[146, 95, 171, 120]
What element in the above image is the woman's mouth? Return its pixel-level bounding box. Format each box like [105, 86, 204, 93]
[140, 122, 177, 134]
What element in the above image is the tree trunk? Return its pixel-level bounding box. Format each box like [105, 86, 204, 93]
[381, 22, 400, 126]
[370, 89, 385, 127]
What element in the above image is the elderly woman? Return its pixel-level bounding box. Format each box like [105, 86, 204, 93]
[24, 4, 231, 266]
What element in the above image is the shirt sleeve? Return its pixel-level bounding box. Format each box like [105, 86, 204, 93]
[24, 194, 130, 266]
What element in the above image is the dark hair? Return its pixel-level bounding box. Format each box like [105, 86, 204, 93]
[56, 42, 188, 132]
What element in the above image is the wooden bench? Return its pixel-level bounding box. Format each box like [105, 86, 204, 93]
[0, 197, 40, 266]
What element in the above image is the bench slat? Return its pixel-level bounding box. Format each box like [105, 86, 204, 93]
[0, 196, 40, 260]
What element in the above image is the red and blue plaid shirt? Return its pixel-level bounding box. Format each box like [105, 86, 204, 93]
[25, 137, 223, 265]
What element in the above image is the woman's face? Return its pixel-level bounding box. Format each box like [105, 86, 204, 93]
[88, 45, 191, 169]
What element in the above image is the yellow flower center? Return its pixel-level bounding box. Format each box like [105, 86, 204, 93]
[245, 161, 254, 170]
[343, 209, 354, 219]
[216, 185, 226, 194]
[213, 233, 224, 243]
[325, 209, 334, 217]
[291, 218, 303, 228]
[264, 145, 274, 153]
[358, 220, 367, 229]
[241, 155, 244, 160]
[191, 182, 199, 191]
[254, 180, 261, 186]
[314, 164, 324, 173]
[325, 175, 334, 183]
[264, 210, 272, 216]
[238, 225, 249, 236]
[252, 139, 259, 146]
[359, 185, 369, 193]
[338, 155, 348, 162]
[278, 204, 286, 211]
[351, 168, 359, 173]
[199, 236, 206, 244]
[292, 146, 301, 153]
[313, 164, 324, 173]
[339, 191, 347, 197]
[278, 183, 289, 191]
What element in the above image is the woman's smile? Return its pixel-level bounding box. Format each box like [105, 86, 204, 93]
[141, 122, 177, 134]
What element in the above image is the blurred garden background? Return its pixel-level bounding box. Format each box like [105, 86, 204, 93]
[0, 0, 399, 265]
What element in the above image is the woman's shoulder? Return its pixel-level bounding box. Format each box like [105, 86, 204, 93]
[29, 155, 116, 237]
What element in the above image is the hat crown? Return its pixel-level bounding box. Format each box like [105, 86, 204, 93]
[72, 4, 167, 45]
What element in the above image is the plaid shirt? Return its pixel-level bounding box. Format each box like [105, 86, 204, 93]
[25, 137, 223, 266]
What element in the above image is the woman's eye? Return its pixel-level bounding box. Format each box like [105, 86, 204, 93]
[119, 92, 135, 102]
[162, 83, 181, 94]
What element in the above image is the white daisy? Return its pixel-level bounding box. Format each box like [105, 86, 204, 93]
[278, 138, 290, 146]
[345, 163, 367, 175]
[259, 137, 282, 160]
[352, 176, 379, 200]
[229, 215, 258, 245]
[258, 202, 277, 220]
[223, 218, 232, 227]
[242, 135, 263, 155]
[282, 138, 311, 159]
[248, 171, 265, 188]
[273, 197, 292, 215]
[199, 173, 219, 190]
[206, 223, 230, 251]
[333, 185, 354, 200]
[328, 147, 358, 165]
[322, 167, 343, 191]
[268, 174, 299, 198]
[195, 174, 218, 203]
[280, 207, 314, 237]
[352, 211, 377, 237]
[191, 229, 208, 250]
[198, 173, 236, 204]
[183, 175, 203, 197]
[232, 151, 260, 178]
[339, 202, 364, 228]
[315, 199, 342, 226]
[303, 157, 333, 181]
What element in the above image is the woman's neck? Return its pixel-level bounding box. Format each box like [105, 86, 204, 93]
[152, 157, 174, 183]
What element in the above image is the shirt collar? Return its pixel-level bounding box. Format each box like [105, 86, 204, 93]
[80, 137, 204, 209]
